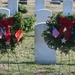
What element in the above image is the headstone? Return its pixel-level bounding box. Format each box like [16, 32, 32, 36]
[19, 0, 27, 4]
[8, 0, 18, 15]
[36, 9, 52, 23]
[35, 22, 56, 64]
[0, 8, 10, 17]
[50, 0, 60, 4]
[35, 0, 45, 14]
[60, 0, 63, 2]
[63, 0, 73, 16]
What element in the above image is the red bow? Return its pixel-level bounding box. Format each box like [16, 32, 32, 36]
[0, 18, 13, 42]
[58, 17, 74, 41]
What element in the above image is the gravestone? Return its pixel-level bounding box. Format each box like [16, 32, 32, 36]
[8, 0, 18, 15]
[0, 8, 10, 17]
[50, 0, 60, 4]
[36, 9, 52, 23]
[35, 0, 45, 14]
[19, 0, 27, 4]
[63, 0, 73, 16]
[60, 0, 63, 2]
[35, 22, 56, 64]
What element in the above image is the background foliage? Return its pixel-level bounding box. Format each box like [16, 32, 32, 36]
[24, 16, 35, 32]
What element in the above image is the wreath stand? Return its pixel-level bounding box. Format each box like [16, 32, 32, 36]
[8, 44, 21, 75]
[0, 44, 21, 75]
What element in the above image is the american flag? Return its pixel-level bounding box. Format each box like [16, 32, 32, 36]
[52, 25, 59, 38]
[0, 28, 3, 39]
[15, 29, 23, 41]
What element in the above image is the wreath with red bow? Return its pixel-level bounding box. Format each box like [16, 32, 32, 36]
[43, 12, 75, 54]
[0, 12, 24, 53]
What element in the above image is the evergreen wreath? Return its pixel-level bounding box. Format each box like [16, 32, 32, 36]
[43, 12, 75, 54]
[0, 12, 24, 53]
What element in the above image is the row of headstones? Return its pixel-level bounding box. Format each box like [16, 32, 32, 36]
[35, 0, 72, 15]
[0, 0, 18, 17]
[0, 0, 73, 64]
[35, 0, 73, 64]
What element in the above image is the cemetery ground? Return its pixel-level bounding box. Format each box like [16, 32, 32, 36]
[1, 31, 75, 75]
[1, 0, 75, 75]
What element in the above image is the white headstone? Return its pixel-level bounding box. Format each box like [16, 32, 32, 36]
[60, 0, 63, 2]
[0, 8, 10, 17]
[63, 0, 73, 16]
[35, 0, 45, 14]
[50, 0, 60, 4]
[8, 0, 18, 15]
[35, 22, 56, 64]
[36, 9, 52, 23]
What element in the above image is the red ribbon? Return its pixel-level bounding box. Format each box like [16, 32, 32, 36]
[58, 17, 74, 41]
[0, 18, 13, 42]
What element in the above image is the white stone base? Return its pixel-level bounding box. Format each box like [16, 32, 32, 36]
[35, 45, 56, 64]
[34, 22, 56, 64]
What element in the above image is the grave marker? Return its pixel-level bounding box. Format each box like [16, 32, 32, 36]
[19, 0, 27, 4]
[0, 8, 10, 17]
[50, 0, 60, 4]
[63, 0, 73, 16]
[36, 9, 52, 23]
[8, 0, 18, 15]
[35, 0, 45, 14]
[34, 22, 56, 64]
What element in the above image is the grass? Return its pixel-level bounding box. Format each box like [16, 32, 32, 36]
[0, 31, 34, 75]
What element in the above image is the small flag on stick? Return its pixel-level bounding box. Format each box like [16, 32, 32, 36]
[0, 28, 4, 39]
[15, 29, 23, 41]
[52, 25, 59, 38]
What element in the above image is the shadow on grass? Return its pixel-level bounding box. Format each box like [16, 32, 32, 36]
[0, 74, 4, 75]
[56, 63, 75, 66]
[26, 34, 34, 37]
[0, 61, 75, 66]
[2, 2, 8, 4]
[0, 61, 35, 65]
